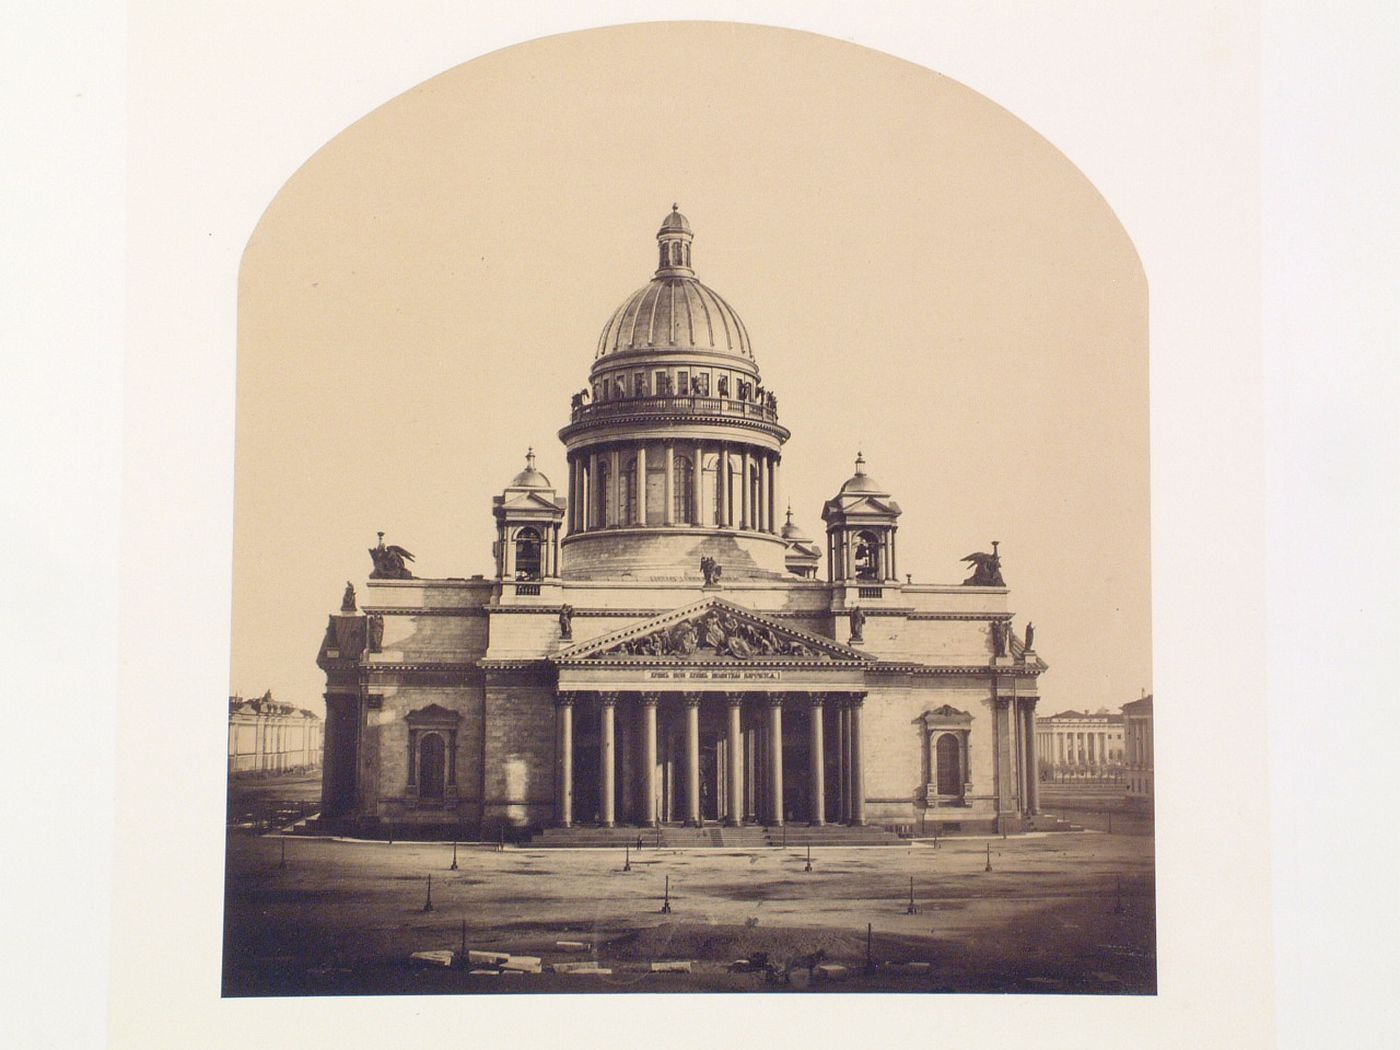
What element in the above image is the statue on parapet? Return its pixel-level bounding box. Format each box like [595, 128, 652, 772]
[1024, 621, 1035, 651]
[960, 540, 1005, 587]
[369, 532, 415, 580]
[700, 556, 723, 587]
[341, 581, 357, 612]
[990, 619, 1008, 657]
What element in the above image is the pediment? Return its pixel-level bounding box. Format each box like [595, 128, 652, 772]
[923, 704, 973, 727]
[500, 490, 564, 512]
[406, 702, 461, 726]
[837, 494, 901, 516]
[552, 597, 867, 665]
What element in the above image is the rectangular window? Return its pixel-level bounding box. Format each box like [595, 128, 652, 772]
[656, 370, 668, 394]
[677, 371, 689, 395]
[635, 371, 646, 396]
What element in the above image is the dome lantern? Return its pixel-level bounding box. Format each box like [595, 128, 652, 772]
[656, 203, 694, 275]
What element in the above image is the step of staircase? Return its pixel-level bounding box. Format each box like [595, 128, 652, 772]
[526, 823, 905, 848]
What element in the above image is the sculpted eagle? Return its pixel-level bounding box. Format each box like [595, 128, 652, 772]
[961, 547, 1004, 587]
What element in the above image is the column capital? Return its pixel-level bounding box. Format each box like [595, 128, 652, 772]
[808, 692, 827, 708]
[682, 691, 702, 708]
[994, 696, 1012, 710]
[556, 691, 577, 708]
[766, 694, 785, 709]
[598, 691, 619, 707]
[726, 693, 745, 709]
[844, 691, 866, 708]
[640, 692, 660, 707]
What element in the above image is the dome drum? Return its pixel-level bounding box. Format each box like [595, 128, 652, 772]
[561, 395, 787, 443]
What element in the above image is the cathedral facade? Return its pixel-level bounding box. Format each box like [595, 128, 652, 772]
[316, 208, 1047, 840]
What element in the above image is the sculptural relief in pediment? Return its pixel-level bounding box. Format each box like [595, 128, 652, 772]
[588, 607, 826, 661]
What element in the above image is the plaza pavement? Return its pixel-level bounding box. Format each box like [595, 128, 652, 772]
[222, 828, 1155, 996]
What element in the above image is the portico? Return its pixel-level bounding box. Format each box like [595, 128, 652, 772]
[551, 688, 866, 828]
[550, 595, 870, 829]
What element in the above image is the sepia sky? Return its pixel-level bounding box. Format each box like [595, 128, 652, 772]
[232, 22, 1150, 716]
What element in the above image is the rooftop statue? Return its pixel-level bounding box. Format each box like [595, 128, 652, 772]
[849, 605, 866, 643]
[341, 581, 356, 612]
[960, 540, 1005, 587]
[369, 532, 416, 580]
[990, 619, 1008, 657]
[700, 556, 723, 586]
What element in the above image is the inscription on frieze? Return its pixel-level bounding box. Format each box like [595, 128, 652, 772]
[646, 669, 782, 680]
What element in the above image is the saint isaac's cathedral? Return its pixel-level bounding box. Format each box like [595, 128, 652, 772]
[316, 208, 1049, 842]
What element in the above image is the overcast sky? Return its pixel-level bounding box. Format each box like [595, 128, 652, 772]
[231, 23, 1150, 717]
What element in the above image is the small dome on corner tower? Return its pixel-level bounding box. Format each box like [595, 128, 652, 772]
[838, 451, 884, 495]
[509, 447, 552, 489]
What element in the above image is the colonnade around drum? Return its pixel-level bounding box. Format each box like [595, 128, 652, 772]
[553, 690, 867, 828]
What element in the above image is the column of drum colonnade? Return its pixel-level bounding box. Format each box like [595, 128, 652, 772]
[564, 439, 782, 533]
[553, 691, 867, 828]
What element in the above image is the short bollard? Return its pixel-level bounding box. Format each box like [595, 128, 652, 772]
[804, 844, 812, 873]
[450, 840, 459, 871]
[460, 919, 467, 961]
[865, 923, 874, 975]
[623, 844, 632, 872]
[661, 875, 672, 914]
[498, 827, 505, 852]
[984, 843, 992, 872]
[1114, 875, 1126, 915]
[423, 874, 434, 913]
[278, 837, 287, 871]
[907, 876, 918, 915]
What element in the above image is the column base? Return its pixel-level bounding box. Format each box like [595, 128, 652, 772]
[724, 818, 742, 827]
[809, 820, 825, 827]
[600, 821, 615, 828]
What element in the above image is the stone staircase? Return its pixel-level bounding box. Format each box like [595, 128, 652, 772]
[526, 823, 903, 849]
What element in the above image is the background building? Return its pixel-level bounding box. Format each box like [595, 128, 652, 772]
[1035, 709, 1125, 782]
[316, 210, 1052, 840]
[228, 691, 323, 777]
[1123, 693, 1154, 808]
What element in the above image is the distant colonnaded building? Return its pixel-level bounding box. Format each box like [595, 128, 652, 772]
[1034, 709, 1125, 781]
[228, 691, 323, 776]
[1122, 693, 1154, 809]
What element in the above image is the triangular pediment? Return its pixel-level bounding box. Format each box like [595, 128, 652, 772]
[552, 597, 868, 665]
[500, 490, 564, 512]
[826, 493, 901, 517]
[406, 702, 460, 726]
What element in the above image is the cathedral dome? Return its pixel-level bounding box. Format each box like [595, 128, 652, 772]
[595, 207, 753, 361]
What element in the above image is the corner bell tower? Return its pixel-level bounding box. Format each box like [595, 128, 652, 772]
[822, 452, 903, 589]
